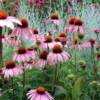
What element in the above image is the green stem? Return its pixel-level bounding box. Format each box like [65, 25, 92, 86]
[96, 34, 99, 45]
[52, 64, 58, 95]
[0, 27, 3, 67]
[11, 77, 14, 100]
[91, 47, 97, 80]
[74, 45, 78, 70]
[23, 68, 25, 88]
[22, 63, 26, 89]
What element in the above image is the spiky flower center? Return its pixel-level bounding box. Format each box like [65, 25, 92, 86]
[69, 17, 83, 26]
[18, 48, 26, 54]
[55, 37, 60, 42]
[69, 17, 76, 25]
[36, 87, 45, 94]
[50, 13, 59, 20]
[59, 32, 67, 38]
[44, 36, 52, 43]
[39, 51, 48, 60]
[27, 61, 33, 64]
[74, 18, 83, 26]
[89, 39, 95, 46]
[18, 18, 28, 28]
[10, 36, 14, 39]
[53, 44, 63, 53]
[6, 60, 15, 69]
[0, 10, 8, 19]
[32, 28, 38, 34]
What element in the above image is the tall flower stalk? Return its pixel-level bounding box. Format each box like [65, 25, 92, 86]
[11, 77, 14, 99]
[22, 63, 26, 88]
[0, 27, 3, 66]
[52, 64, 58, 95]
[90, 39, 97, 79]
[73, 36, 79, 70]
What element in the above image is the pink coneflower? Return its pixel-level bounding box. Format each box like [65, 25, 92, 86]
[25, 61, 33, 70]
[82, 39, 98, 49]
[94, 28, 100, 34]
[27, 87, 54, 100]
[30, 28, 41, 41]
[13, 47, 30, 63]
[2, 60, 23, 78]
[58, 32, 70, 45]
[27, 47, 36, 59]
[0, 9, 21, 29]
[54, 37, 61, 43]
[41, 36, 54, 50]
[33, 50, 48, 69]
[65, 17, 86, 33]
[47, 44, 70, 65]
[54, 37, 62, 45]
[11, 17, 32, 39]
[41, 36, 62, 51]
[50, 13, 61, 26]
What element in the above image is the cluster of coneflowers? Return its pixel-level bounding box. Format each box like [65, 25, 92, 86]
[0, 9, 100, 100]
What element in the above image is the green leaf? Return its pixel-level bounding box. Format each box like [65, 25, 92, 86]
[72, 77, 84, 100]
[55, 86, 67, 97]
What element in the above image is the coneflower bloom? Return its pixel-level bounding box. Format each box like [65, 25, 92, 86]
[65, 17, 86, 33]
[25, 61, 33, 70]
[50, 13, 61, 26]
[58, 32, 70, 45]
[41, 36, 54, 50]
[2, 60, 23, 78]
[41, 35, 62, 51]
[13, 47, 30, 63]
[0, 9, 21, 29]
[27, 47, 36, 59]
[47, 44, 70, 65]
[33, 50, 48, 69]
[27, 87, 54, 100]
[82, 39, 98, 49]
[94, 28, 100, 34]
[30, 28, 41, 41]
[54, 37, 61, 43]
[11, 17, 32, 39]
